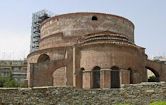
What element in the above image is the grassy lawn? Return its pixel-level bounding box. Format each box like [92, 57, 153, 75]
[115, 101, 166, 105]
[150, 101, 166, 105]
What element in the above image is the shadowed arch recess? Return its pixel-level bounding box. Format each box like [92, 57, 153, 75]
[37, 54, 50, 63]
[146, 66, 160, 82]
[145, 66, 160, 78]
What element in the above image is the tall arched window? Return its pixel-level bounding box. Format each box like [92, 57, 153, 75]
[110, 66, 120, 88]
[37, 54, 50, 63]
[92, 66, 101, 88]
[128, 68, 133, 84]
[80, 67, 85, 88]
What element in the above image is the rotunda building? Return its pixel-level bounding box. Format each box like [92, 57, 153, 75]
[27, 12, 148, 88]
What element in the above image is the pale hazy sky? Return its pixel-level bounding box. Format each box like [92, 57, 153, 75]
[0, 0, 165, 60]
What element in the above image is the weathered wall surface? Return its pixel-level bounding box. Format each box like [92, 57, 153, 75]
[79, 44, 146, 88]
[80, 44, 145, 71]
[39, 12, 135, 50]
[0, 82, 165, 105]
[28, 47, 74, 87]
[40, 13, 134, 42]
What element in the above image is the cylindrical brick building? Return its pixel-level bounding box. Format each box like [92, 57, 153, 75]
[27, 12, 147, 88]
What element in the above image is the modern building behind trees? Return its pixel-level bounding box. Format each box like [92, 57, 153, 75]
[0, 60, 27, 84]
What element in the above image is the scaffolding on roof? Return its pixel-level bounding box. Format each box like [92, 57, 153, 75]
[30, 10, 52, 52]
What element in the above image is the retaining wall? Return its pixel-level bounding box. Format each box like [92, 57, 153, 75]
[0, 82, 166, 105]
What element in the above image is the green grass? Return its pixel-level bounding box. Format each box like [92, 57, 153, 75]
[115, 101, 166, 105]
[150, 101, 166, 105]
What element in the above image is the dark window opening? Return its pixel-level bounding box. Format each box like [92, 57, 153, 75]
[92, 66, 100, 88]
[92, 16, 98, 21]
[128, 68, 133, 84]
[80, 67, 85, 71]
[111, 66, 120, 88]
[80, 67, 85, 74]
[80, 67, 85, 88]
[111, 66, 119, 70]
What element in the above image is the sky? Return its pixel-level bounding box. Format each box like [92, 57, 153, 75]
[0, 0, 165, 60]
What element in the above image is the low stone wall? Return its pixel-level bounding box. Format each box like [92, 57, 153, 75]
[0, 82, 166, 105]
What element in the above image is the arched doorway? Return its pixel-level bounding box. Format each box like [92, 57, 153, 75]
[92, 66, 101, 88]
[37, 54, 50, 63]
[111, 66, 120, 88]
[146, 67, 160, 82]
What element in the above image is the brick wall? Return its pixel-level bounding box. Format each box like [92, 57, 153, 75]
[40, 13, 134, 43]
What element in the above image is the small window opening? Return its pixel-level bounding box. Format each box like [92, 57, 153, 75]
[92, 16, 98, 21]
[81, 68, 85, 71]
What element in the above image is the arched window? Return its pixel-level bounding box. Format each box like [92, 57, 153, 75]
[92, 66, 100, 88]
[37, 54, 50, 63]
[92, 16, 98, 21]
[80, 67, 85, 88]
[110, 66, 120, 88]
[80, 67, 85, 72]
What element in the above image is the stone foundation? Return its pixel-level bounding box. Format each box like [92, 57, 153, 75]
[0, 82, 165, 105]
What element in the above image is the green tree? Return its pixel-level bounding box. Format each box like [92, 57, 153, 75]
[0, 73, 18, 87]
[0, 76, 5, 87]
[3, 78, 18, 87]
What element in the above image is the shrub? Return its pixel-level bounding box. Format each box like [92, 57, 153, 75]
[148, 75, 159, 82]
[0, 74, 19, 87]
